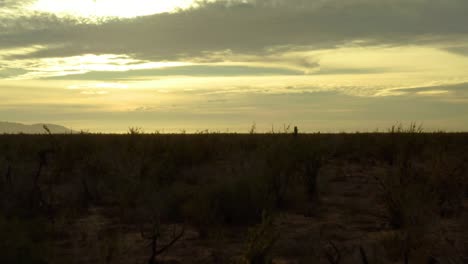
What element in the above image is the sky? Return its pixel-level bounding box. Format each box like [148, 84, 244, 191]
[1, 0, 468, 133]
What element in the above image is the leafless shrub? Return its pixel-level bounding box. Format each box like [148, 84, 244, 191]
[140, 216, 185, 264]
[323, 241, 342, 264]
[375, 158, 439, 229]
[249, 123, 257, 134]
[427, 156, 467, 217]
[243, 212, 279, 264]
[359, 246, 369, 264]
[128, 127, 144, 135]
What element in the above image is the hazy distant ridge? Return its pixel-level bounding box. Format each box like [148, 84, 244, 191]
[0, 122, 75, 134]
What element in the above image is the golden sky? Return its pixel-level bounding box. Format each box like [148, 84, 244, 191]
[1, 0, 468, 132]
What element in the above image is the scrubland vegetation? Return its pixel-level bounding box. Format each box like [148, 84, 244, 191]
[1, 126, 467, 263]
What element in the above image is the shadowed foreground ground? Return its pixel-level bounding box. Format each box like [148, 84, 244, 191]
[1, 130, 467, 263]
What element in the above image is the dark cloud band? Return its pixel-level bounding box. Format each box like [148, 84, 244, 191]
[1, 0, 468, 61]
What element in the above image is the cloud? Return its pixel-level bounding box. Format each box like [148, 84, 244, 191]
[43, 65, 304, 80]
[2, 1, 468, 132]
[1, 0, 468, 62]
[1, 0, 468, 83]
[0, 0, 33, 9]
[4, 43, 468, 86]
[390, 82, 468, 101]
[3, 85, 468, 133]
[0, 52, 192, 79]
[2, 77, 468, 132]
[416, 90, 450, 96]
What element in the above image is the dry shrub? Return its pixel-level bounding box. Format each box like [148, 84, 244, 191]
[376, 160, 440, 230]
[376, 151, 467, 263]
[242, 212, 279, 264]
[182, 176, 270, 238]
[427, 155, 467, 217]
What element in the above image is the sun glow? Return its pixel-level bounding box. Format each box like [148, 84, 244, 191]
[1, 52, 192, 80]
[29, 0, 198, 19]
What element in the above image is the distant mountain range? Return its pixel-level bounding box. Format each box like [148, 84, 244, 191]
[0, 122, 75, 134]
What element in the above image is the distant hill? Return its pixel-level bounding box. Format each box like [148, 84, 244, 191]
[0, 122, 75, 134]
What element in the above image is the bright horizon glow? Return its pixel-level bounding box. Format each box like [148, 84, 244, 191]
[29, 0, 199, 19]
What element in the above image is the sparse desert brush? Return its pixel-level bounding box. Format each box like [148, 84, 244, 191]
[377, 123, 427, 165]
[295, 144, 324, 201]
[0, 216, 49, 264]
[139, 215, 185, 264]
[0, 130, 467, 263]
[242, 212, 279, 264]
[260, 137, 303, 208]
[378, 229, 436, 264]
[128, 126, 144, 135]
[372, 142, 468, 263]
[459, 214, 468, 262]
[375, 159, 440, 230]
[377, 219, 468, 264]
[427, 154, 467, 217]
[261, 136, 324, 209]
[182, 176, 270, 238]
